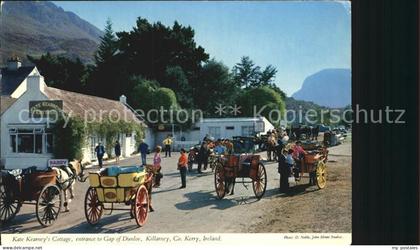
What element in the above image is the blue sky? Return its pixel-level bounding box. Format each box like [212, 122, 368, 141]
[54, 1, 351, 96]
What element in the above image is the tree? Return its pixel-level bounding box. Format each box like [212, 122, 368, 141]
[28, 54, 90, 93]
[162, 66, 193, 107]
[232, 56, 260, 88]
[116, 18, 209, 84]
[236, 86, 285, 124]
[94, 18, 118, 66]
[128, 76, 159, 112]
[268, 85, 287, 99]
[154, 88, 179, 110]
[232, 56, 279, 89]
[87, 19, 128, 99]
[129, 77, 179, 124]
[192, 59, 240, 117]
[259, 65, 277, 86]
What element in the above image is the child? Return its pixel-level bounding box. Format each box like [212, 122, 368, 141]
[214, 140, 226, 155]
[286, 149, 295, 178]
[178, 148, 188, 188]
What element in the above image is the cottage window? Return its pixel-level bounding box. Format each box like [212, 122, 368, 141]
[241, 126, 255, 137]
[9, 135, 16, 153]
[45, 134, 53, 153]
[9, 128, 53, 154]
[208, 127, 221, 139]
[17, 130, 35, 153]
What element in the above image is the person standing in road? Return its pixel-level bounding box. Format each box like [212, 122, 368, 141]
[146, 146, 162, 212]
[114, 141, 121, 165]
[267, 131, 277, 161]
[95, 142, 105, 168]
[153, 146, 163, 188]
[162, 135, 173, 157]
[278, 149, 289, 193]
[178, 148, 188, 189]
[138, 140, 149, 165]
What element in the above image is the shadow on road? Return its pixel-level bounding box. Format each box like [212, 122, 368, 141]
[1, 212, 43, 233]
[174, 190, 238, 211]
[162, 170, 213, 177]
[152, 187, 180, 195]
[56, 213, 139, 233]
[262, 183, 321, 199]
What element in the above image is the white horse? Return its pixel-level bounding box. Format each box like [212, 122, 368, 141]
[52, 161, 83, 212]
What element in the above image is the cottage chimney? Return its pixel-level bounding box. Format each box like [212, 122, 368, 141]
[27, 75, 45, 93]
[119, 95, 127, 104]
[7, 56, 22, 71]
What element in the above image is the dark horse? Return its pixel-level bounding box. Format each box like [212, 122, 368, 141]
[290, 126, 319, 141]
[290, 126, 310, 140]
[311, 125, 320, 141]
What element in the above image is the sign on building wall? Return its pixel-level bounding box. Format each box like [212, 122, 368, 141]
[48, 159, 69, 167]
[29, 100, 63, 118]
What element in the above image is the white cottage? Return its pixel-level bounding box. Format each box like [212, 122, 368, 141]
[156, 116, 275, 151]
[0, 60, 148, 169]
[198, 117, 275, 140]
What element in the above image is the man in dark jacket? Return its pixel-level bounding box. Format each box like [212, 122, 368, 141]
[114, 141, 121, 165]
[95, 142, 105, 168]
[278, 150, 290, 193]
[138, 140, 149, 165]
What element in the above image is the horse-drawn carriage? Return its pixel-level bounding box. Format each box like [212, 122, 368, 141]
[84, 165, 153, 227]
[288, 144, 328, 189]
[214, 154, 267, 200]
[0, 167, 62, 227]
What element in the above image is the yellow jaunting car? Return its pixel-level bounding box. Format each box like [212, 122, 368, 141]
[85, 165, 153, 227]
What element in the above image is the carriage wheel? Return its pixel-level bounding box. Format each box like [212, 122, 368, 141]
[316, 161, 327, 189]
[134, 185, 149, 227]
[210, 161, 215, 172]
[252, 163, 267, 200]
[36, 184, 62, 227]
[214, 162, 226, 200]
[0, 182, 22, 224]
[84, 187, 103, 225]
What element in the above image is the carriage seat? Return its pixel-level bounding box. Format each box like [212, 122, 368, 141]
[1, 167, 45, 179]
[6, 166, 53, 177]
[106, 166, 144, 177]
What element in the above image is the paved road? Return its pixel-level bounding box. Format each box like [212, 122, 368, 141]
[2, 140, 351, 234]
[2, 152, 282, 233]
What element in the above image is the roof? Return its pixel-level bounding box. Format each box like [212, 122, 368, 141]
[0, 66, 35, 95]
[200, 117, 266, 123]
[43, 87, 144, 126]
[1, 96, 17, 114]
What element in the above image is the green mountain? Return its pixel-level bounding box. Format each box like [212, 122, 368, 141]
[0, 1, 102, 65]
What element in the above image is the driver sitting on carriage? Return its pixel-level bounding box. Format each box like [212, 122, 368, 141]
[292, 141, 307, 180]
[214, 139, 227, 155]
